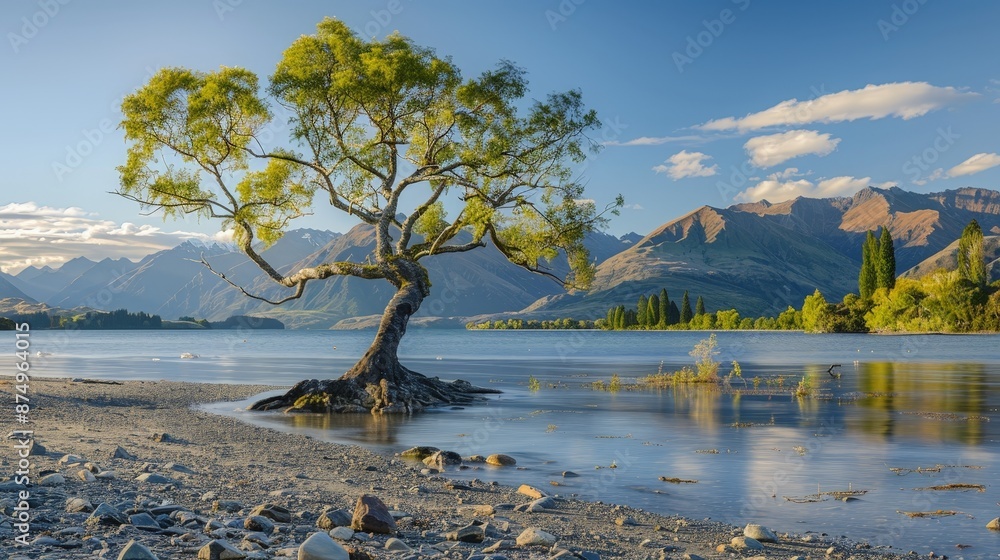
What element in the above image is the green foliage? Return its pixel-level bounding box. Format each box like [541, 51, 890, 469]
[859, 230, 879, 299]
[637, 294, 648, 327]
[695, 295, 705, 316]
[690, 333, 720, 381]
[715, 309, 740, 330]
[658, 289, 670, 327]
[647, 294, 660, 327]
[776, 306, 802, 330]
[119, 17, 621, 308]
[466, 317, 595, 330]
[958, 219, 987, 286]
[527, 375, 541, 392]
[608, 373, 622, 393]
[801, 289, 829, 333]
[794, 376, 814, 398]
[680, 291, 693, 324]
[0, 317, 14, 330]
[65, 309, 162, 330]
[877, 227, 897, 291]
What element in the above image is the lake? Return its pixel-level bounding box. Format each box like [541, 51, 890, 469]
[25, 329, 1000, 556]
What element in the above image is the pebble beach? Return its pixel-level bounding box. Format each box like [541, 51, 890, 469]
[0, 378, 920, 559]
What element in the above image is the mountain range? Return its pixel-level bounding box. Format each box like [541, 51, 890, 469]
[3, 186, 999, 328]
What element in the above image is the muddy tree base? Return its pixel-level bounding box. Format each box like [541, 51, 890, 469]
[250, 369, 500, 414]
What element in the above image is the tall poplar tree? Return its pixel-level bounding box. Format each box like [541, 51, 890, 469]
[680, 291, 693, 324]
[876, 227, 896, 291]
[637, 295, 648, 327]
[647, 294, 660, 327]
[859, 230, 879, 299]
[695, 295, 705, 316]
[658, 288, 670, 327]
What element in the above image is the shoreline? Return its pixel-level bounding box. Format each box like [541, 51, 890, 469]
[3, 377, 914, 559]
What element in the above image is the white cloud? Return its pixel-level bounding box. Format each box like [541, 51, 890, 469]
[735, 176, 873, 203]
[947, 152, 1000, 177]
[744, 130, 840, 168]
[606, 134, 718, 147]
[766, 167, 808, 181]
[623, 203, 644, 211]
[653, 150, 718, 180]
[699, 82, 976, 132]
[0, 202, 233, 273]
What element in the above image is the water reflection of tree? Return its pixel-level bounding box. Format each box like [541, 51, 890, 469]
[850, 361, 993, 444]
[282, 412, 404, 445]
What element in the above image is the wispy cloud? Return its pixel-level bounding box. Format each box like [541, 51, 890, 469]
[766, 167, 808, 181]
[699, 82, 976, 132]
[744, 130, 841, 168]
[735, 176, 893, 203]
[0, 202, 233, 273]
[606, 134, 719, 147]
[947, 152, 1000, 177]
[653, 150, 718, 180]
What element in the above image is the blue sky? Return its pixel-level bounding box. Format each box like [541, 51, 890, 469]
[1, 0, 999, 271]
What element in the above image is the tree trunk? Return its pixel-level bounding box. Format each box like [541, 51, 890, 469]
[251, 259, 498, 414]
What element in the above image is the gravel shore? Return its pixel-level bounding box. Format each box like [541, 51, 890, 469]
[1, 378, 913, 559]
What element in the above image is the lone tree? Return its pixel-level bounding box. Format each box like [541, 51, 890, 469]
[117, 19, 619, 413]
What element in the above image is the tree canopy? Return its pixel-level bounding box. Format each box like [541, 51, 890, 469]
[117, 18, 620, 413]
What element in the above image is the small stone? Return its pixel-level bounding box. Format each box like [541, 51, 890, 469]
[95, 470, 118, 480]
[458, 504, 495, 517]
[129, 513, 160, 530]
[198, 539, 246, 559]
[400, 446, 439, 460]
[351, 494, 396, 534]
[117, 539, 159, 560]
[422, 450, 462, 469]
[384, 537, 412, 552]
[164, 462, 197, 474]
[244, 515, 274, 534]
[743, 523, 778, 543]
[213, 500, 243, 513]
[88, 503, 128, 526]
[328, 526, 354, 541]
[562, 471, 579, 478]
[66, 497, 94, 513]
[249, 503, 292, 523]
[445, 524, 485, 543]
[517, 484, 547, 499]
[59, 453, 85, 466]
[486, 454, 516, 466]
[515, 527, 557, 547]
[113, 446, 137, 460]
[465, 455, 487, 463]
[39, 473, 66, 486]
[298, 531, 349, 560]
[615, 516, 638, 526]
[28, 440, 46, 456]
[527, 497, 556, 512]
[988, 517, 1000, 531]
[317, 507, 353, 529]
[683, 555, 705, 560]
[152, 433, 172, 443]
[731, 536, 764, 551]
[77, 469, 97, 483]
[135, 473, 176, 485]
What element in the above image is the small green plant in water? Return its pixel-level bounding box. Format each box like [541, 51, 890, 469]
[752, 377, 761, 390]
[528, 375, 541, 392]
[609, 373, 622, 393]
[690, 333, 720, 382]
[591, 379, 606, 391]
[546, 424, 558, 433]
[795, 375, 813, 398]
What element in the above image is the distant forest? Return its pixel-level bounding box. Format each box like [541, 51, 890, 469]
[0, 310, 283, 330]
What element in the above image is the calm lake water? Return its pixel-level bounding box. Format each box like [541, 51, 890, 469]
[25, 329, 1000, 557]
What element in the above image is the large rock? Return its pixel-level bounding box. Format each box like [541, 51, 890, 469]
[135, 473, 176, 485]
[66, 497, 94, 513]
[129, 513, 160, 530]
[298, 531, 349, 560]
[198, 539, 246, 560]
[117, 539, 158, 560]
[422, 450, 462, 470]
[113, 446, 137, 460]
[486, 453, 516, 466]
[351, 494, 396, 534]
[988, 517, 1000, 531]
[516, 527, 557, 547]
[743, 523, 778, 543]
